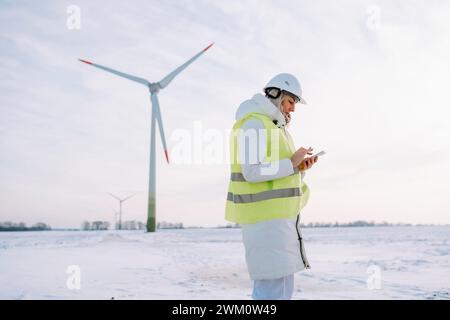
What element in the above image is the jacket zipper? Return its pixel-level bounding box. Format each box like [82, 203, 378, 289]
[296, 214, 311, 269]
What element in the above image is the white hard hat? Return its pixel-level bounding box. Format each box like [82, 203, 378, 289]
[263, 73, 306, 104]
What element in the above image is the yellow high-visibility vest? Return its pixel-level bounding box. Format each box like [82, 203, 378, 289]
[225, 112, 310, 224]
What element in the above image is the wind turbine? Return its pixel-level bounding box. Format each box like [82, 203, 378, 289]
[108, 193, 136, 230]
[80, 43, 214, 232]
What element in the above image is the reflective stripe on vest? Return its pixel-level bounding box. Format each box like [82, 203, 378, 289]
[230, 172, 247, 182]
[227, 187, 301, 203]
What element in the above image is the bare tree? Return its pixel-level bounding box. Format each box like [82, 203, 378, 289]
[81, 221, 91, 231]
[91, 221, 101, 230]
[137, 222, 146, 230]
[31, 223, 51, 231]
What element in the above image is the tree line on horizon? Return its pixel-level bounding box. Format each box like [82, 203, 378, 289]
[221, 220, 418, 228]
[80, 220, 183, 230]
[0, 220, 186, 232]
[0, 221, 51, 232]
[81, 220, 147, 231]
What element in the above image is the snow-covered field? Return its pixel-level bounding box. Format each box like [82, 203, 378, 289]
[0, 226, 449, 300]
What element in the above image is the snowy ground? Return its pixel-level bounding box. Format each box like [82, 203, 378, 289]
[0, 226, 449, 300]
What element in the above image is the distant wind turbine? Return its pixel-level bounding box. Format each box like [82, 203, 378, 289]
[113, 209, 119, 230]
[108, 193, 136, 230]
[80, 43, 214, 232]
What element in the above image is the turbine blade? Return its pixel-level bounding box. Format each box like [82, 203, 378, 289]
[79, 59, 149, 86]
[151, 93, 169, 163]
[108, 192, 121, 201]
[158, 43, 214, 89]
[123, 193, 136, 202]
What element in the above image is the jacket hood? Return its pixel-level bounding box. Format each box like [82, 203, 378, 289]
[235, 93, 287, 128]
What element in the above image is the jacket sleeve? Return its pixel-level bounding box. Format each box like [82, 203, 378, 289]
[238, 119, 304, 183]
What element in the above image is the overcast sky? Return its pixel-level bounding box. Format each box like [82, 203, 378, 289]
[1, 0, 450, 228]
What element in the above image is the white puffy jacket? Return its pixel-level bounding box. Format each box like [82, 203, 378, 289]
[236, 93, 308, 280]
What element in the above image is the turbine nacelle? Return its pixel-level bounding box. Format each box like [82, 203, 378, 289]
[148, 82, 161, 94]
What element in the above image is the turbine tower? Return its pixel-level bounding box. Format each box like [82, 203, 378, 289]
[113, 209, 119, 230]
[108, 193, 135, 230]
[80, 43, 213, 232]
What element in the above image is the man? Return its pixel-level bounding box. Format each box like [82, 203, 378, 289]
[225, 73, 319, 300]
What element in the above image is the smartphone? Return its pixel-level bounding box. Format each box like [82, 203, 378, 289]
[312, 150, 326, 157]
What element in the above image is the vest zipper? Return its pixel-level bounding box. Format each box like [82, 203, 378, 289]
[295, 214, 311, 269]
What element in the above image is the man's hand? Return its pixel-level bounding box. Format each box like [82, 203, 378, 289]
[299, 155, 319, 171]
[291, 147, 313, 168]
